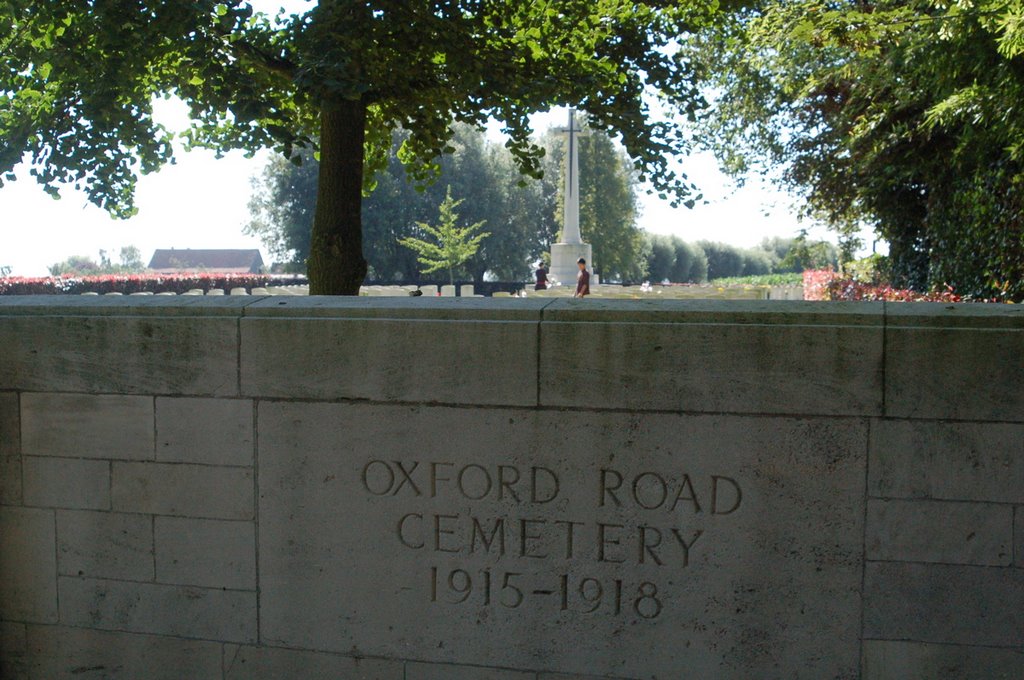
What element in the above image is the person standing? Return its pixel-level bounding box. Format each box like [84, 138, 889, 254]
[534, 262, 549, 290]
[574, 257, 590, 298]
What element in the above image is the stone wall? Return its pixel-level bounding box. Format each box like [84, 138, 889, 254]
[0, 296, 1021, 679]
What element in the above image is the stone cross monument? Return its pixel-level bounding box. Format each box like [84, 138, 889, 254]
[549, 108, 593, 287]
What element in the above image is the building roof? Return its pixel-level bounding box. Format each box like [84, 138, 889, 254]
[148, 249, 265, 273]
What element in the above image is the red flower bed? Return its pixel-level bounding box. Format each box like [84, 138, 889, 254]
[802, 269, 837, 301]
[803, 269, 972, 302]
[0, 273, 305, 295]
[825, 278, 963, 302]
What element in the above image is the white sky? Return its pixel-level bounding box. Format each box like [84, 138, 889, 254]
[0, 1, 864, 277]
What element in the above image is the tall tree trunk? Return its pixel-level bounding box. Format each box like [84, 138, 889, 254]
[308, 96, 368, 295]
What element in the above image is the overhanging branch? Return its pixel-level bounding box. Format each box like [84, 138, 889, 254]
[210, 25, 297, 84]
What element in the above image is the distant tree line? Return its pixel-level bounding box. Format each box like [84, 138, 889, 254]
[48, 247, 145, 276]
[643, 232, 837, 283]
[249, 124, 836, 284]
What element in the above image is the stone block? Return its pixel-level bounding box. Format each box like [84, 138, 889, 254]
[0, 394, 17, 459]
[885, 305, 1024, 421]
[538, 301, 884, 416]
[156, 397, 253, 466]
[539, 675, 624, 680]
[258, 401, 867, 679]
[23, 457, 110, 510]
[0, 507, 57, 623]
[57, 510, 154, 581]
[241, 317, 538, 406]
[0, 311, 239, 396]
[243, 294, 550, 319]
[59, 576, 257, 643]
[20, 624, 222, 680]
[111, 462, 252, 520]
[240, 297, 548, 406]
[21, 393, 153, 460]
[155, 516, 255, 589]
[0, 452, 20, 506]
[0, 393, 20, 505]
[869, 420, 1024, 504]
[406, 662, 536, 680]
[864, 562, 1024, 647]
[862, 639, 1024, 680]
[0, 622, 27, 680]
[865, 499, 1013, 566]
[1, 621, 26, 656]
[223, 645, 403, 679]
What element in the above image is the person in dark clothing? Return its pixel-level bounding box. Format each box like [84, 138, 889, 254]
[574, 257, 590, 298]
[534, 263, 549, 290]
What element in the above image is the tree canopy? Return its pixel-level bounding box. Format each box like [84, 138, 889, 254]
[685, 0, 1024, 300]
[3, 0, 725, 294]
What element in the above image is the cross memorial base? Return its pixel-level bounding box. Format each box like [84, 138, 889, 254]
[550, 242, 592, 290]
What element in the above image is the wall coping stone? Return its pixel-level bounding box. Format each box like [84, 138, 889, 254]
[0, 296, 1019, 328]
[885, 301, 1024, 328]
[0, 295, 259, 317]
[4, 297, 1020, 421]
[539, 298, 884, 325]
[241, 295, 552, 320]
